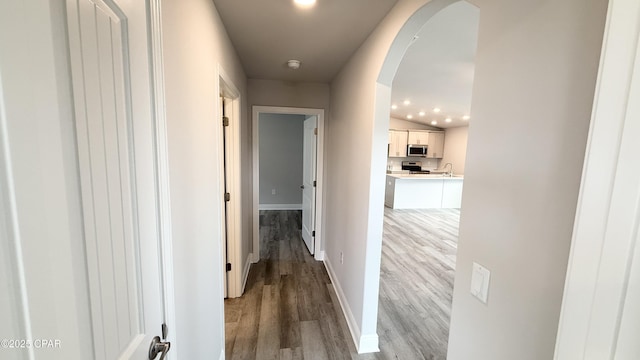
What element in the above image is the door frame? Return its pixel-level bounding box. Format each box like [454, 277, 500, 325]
[252, 106, 326, 261]
[148, 0, 178, 355]
[554, 0, 640, 357]
[216, 66, 243, 298]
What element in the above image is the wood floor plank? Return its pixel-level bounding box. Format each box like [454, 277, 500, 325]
[280, 347, 303, 360]
[301, 320, 330, 360]
[229, 266, 264, 360]
[279, 274, 301, 349]
[225, 322, 238, 357]
[256, 284, 280, 359]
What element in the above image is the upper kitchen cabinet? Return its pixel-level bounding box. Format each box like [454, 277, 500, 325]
[388, 130, 408, 157]
[427, 132, 445, 158]
[408, 131, 430, 145]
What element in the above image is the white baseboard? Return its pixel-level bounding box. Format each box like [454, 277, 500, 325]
[324, 256, 379, 354]
[315, 250, 325, 261]
[357, 334, 380, 354]
[250, 252, 259, 263]
[259, 203, 302, 210]
[241, 255, 252, 294]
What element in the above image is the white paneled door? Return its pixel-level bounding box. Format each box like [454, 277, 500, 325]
[66, 0, 169, 359]
[301, 116, 317, 255]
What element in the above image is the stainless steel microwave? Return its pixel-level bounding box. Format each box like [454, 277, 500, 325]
[407, 144, 428, 157]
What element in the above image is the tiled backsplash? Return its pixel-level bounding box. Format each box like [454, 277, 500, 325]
[387, 157, 441, 171]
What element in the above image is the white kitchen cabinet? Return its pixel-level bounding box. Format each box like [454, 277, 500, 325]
[408, 131, 430, 145]
[385, 174, 464, 209]
[427, 132, 445, 158]
[442, 178, 464, 208]
[388, 130, 408, 157]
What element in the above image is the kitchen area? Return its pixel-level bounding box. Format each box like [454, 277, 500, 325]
[385, 126, 465, 209]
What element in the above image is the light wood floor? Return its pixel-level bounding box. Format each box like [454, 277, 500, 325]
[224, 209, 459, 359]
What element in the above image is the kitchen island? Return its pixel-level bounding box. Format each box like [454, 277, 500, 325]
[385, 174, 464, 209]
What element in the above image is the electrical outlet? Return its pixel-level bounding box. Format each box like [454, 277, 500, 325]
[271, 189, 276, 195]
[340, 251, 344, 264]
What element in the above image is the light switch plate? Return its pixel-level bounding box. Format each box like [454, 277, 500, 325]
[471, 262, 490, 304]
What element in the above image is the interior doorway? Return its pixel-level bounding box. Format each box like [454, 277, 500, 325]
[252, 106, 326, 261]
[378, 1, 478, 358]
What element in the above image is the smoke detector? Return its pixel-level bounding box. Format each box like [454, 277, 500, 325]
[287, 60, 301, 70]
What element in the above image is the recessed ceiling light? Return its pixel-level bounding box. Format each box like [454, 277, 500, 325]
[431, 120, 438, 125]
[294, 0, 316, 6]
[287, 59, 301, 69]
[445, 118, 452, 123]
[403, 100, 411, 106]
[433, 108, 441, 113]
[407, 114, 413, 119]
[391, 104, 398, 110]
[418, 111, 425, 116]
[462, 115, 470, 120]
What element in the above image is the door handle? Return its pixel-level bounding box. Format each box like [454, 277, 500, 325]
[148, 336, 171, 360]
[300, 185, 305, 189]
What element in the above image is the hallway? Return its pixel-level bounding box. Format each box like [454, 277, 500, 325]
[224, 209, 459, 359]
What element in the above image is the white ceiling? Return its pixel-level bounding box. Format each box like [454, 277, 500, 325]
[213, 0, 398, 82]
[390, 1, 479, 129]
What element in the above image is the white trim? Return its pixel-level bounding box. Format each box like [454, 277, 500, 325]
[259, 203, 303, 210]
[217, 66, 244, 299]
[218, 348, 225, 360]
[252, 106, 326, 263]
[357, 334, 381, 354]
[148, 2, 178, 358]
[324, 257, 379, 354]
[241, 255, 252, 294]
[314, 114, 325, 260]
[554, 0, 640, 358]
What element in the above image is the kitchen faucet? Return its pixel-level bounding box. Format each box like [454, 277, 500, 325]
[443, 163, 453, 177]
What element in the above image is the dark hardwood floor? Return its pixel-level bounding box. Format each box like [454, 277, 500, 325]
[224, 209, 459, 359]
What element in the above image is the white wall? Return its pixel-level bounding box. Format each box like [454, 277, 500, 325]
[259, 113, 304, 207]
[448, 0, 607, 358]
[0, 0, 93, 358]
[326, 0, 607, 356]
[248, 79, 331, 110]
[160, 0, 247, 358]
[441, 126, 468, 175]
